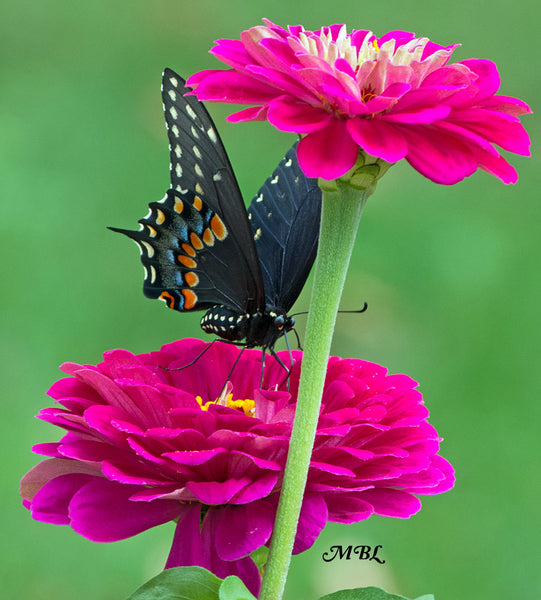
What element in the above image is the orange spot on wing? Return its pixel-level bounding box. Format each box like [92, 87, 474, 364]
[184, 272, 199, 287]
[182, 243, 196, 257]
[210, 214, 227, 240]
[190, 232, 204, 250]
[182, 289, 197, 309]
[202, 228, 215, 246]
[193, 196, 203, 211]
[178, 255, 197, 268]
[156, 209, 165, 225]
[174, 199, 184, 214]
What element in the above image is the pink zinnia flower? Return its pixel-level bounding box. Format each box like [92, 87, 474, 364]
[187, 21, 531, 183]
[21, 339, 454, 595]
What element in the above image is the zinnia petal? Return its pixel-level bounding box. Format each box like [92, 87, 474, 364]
[69, 480, 182, 541]
[188, 22, 530, 183]
[267, 97, 331, 133]
[22, 339, 454, 588]
[297, 118, 360, 179]
[347, 118, 408, 163]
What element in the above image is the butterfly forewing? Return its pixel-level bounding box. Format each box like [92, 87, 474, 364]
[248, 142, 322, 312]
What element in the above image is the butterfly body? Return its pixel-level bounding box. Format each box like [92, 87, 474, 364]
[110, 68, 321, 355]
[200, 304, 293, 348]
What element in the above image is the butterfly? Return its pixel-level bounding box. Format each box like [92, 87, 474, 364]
[110, 68, 322, 364]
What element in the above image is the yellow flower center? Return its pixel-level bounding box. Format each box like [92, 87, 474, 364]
[196, 383, 255, 417]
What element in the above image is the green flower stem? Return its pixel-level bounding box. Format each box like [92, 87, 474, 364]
[259, 182, 370, 600]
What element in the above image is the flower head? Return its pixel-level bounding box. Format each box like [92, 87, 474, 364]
[187, 21, 531, 183]
[21, 339, 454, 595]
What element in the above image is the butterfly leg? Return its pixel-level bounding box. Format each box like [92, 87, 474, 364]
[268, 347, 294, 391]
[159, 339, 219, 371]
[283, 331, 294, 391]
[260, 348, 266, 388]
[290, 327, 303, 351]
[219, 346, 247, 398]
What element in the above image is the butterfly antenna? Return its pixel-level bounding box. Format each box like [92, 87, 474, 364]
[290, 302, 368, 318]
[288, 310, 308, 318]
[338, 302, 368, 314]
[159, 339, 218, 371]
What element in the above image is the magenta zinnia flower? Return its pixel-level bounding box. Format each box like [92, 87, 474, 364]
[21, 339, 454, 595]
[187, 21, 531, 183]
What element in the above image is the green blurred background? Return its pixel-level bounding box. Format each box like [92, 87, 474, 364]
[2, 1, 539, 598]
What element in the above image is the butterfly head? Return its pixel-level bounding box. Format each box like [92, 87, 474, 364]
[248, 307, 295, 350]
[269, 310, 295, 335]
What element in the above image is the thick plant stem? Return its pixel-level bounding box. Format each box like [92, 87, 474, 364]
[259, 183, 369, 600]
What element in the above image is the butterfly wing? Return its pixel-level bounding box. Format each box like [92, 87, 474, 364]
[247, 142, 322, 312]
[110, 68, 264, 314]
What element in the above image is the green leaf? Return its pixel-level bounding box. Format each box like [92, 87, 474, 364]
[250, 545, 269, 571]
[218, 576, 257, 600]
[414, 596, 435, 600]
[318, 586, 412, 600]
[127, 566, 222, 600]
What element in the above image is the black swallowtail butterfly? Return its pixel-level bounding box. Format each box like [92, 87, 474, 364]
[110, 68, 322, 357]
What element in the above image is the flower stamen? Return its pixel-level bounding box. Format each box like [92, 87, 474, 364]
[196, 390, 256, 417]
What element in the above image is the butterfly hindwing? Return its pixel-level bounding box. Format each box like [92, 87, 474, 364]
[160, 68, 264, 313]
[111, 187, 256, 312]
[248, 142, 322, 312]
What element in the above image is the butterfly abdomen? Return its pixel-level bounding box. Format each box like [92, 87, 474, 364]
[200, 306, 249, 342]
